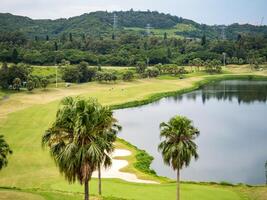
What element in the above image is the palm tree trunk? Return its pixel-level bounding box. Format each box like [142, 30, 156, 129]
[84, 178, 89, 200]
[177, 168, 180, 200]
[98, 163, 102, 195]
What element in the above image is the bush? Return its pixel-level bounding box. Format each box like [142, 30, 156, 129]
[40, 78, 49, 89]
[122, 71, 134, 81]
[146, 68, 160, 78]
[136, 61, 146, 74]
[12, 78, 21, 91]
[26, 80, 35, 91]
[134, 150, 156, 175]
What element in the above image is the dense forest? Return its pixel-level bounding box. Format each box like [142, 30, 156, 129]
[0, 10, 267, 67]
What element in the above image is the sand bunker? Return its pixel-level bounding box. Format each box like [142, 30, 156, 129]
[92, 149, 157, 184]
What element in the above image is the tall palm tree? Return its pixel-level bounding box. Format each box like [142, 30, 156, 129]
[42, 97, 119, 200]
[90, 104, 121, 195]
[0, 135, 12, 170]
[95, 114, 121, 195]
[158, 116, 200, 200]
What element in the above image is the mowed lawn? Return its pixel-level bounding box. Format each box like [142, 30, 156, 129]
[0, 71, 267, 199]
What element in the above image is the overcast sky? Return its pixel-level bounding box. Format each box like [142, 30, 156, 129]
[1, 0, 267, 25]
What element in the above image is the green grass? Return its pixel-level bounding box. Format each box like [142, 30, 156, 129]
[31, 66, 59, 77]
[0, 90, 14, 101]
[125, 23, 197, 38]
[0, 91, 6, 100]
[0, 189, 45, 200]
[0, 182, 246, 200]
[0, 68, 267, 199]
[0, 188, 125, 200]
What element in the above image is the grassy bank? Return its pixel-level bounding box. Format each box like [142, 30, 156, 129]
[0, 68, 267, 199]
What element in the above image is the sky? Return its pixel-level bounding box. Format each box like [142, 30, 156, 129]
[1, 0, 267, 25]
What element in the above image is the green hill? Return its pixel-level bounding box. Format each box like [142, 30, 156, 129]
[1, 10, 267, 39]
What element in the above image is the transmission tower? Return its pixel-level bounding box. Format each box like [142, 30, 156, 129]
[222, 52, 226, 66]
[112, 13, 118, 39]
[113, 13, 117, 30]
[146, 24, 151, 36]
[260, 17, 264, 26]
[221, 26, 226, 40]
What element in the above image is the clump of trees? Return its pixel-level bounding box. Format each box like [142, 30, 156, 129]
[61, 61, 97, 83]
[95, 72, 118, 82]
[204, 59, 222, 73]
[155, 64, 187, 76]
[0, 62, 50, 92]
[0, 62, 31, 89]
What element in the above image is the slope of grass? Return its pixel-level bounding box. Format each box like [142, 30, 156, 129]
[0, 188, 125, 200]
[1, 184, 249, 200]
[32, 65, 58, 77]
[0, 189, 45, 200]
[125, 23, 197, 38]
[235, 186, 267, 200]
[0, 91, 6, 100]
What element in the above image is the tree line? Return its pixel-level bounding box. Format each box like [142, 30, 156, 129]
[0, 58, 225, 92]
[0, 30, 266, 67]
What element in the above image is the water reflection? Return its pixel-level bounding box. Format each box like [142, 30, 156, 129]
[115, 80, 267, 185]
[172, 80, 267, 104]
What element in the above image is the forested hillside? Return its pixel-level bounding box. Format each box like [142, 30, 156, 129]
[1, 10, 267, 39]
[0, 10, 266, 67]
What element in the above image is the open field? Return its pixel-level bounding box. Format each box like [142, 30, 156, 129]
[124, 23, 197, 38]
[0, 65, 267, 199]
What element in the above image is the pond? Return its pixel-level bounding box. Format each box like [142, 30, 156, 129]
[114, 80, 267, 185]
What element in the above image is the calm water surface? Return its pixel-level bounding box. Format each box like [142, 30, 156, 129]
[114, 80, 267, 184]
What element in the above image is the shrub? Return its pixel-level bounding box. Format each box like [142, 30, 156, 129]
[26, 80, 35, 91]
[12, 78, 21, 91]
[122, 71, 134, 81]
[40, 78, 49, 89]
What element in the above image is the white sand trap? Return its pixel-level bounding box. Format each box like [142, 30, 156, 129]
[92, 149, 157, 184]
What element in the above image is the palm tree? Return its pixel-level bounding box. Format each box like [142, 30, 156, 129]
[95, 110, 121, 195]
[158, 116, 200, 200]
[0, 135, 12, 170]
[42, 97, 119, 200]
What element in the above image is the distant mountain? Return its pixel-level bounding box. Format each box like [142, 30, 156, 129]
[1, 11, 267, 39]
